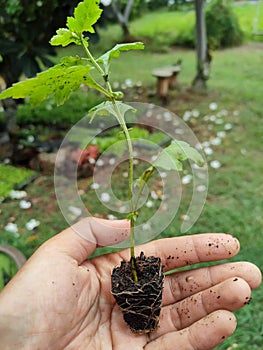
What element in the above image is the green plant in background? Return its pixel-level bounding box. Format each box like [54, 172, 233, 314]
[16, 91, 104, 127]
[206, 0, 244, 49]
[0, 164, 36, 202]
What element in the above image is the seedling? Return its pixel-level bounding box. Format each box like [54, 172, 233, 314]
[0, 0, 204, 333]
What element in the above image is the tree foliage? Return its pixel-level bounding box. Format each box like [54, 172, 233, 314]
[0, 0, 79, 87]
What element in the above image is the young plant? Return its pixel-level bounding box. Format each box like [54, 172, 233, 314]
[0, 0, 204, 334]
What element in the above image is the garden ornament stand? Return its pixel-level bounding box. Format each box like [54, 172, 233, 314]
[152, 62, 181, 103]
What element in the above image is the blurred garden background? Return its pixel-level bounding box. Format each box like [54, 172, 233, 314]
[0, 0, 262, 348]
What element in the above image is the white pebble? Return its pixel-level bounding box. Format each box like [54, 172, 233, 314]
[210, 137, 222, 146]
[9, 190, 27, 200]
[27, 135, 35, 143]
[146, 110, 153, 118]
[119, 206, 127, 213]
[210, 160, 221, 169]
[146, 200, 153, 208]
[151, 191, 159, 200]
[107, 214, 117, 220]
[215, 118, 224, 125]
[204, 147, 214, 155]
[183, 111, 192, 121]
[224, 123, 233, 130]
[26, 219, 40, 230]
[89, 158, 96, 164]
[181, 214, 190, 221]
[202, 141, 211, 148]
[220, 109, 228, 116]
[192, 109, 200, 118]
[125, 78, 133, 87]
[182, 174, 193, 184]
[192, 163, 204, 170]
[4, 223, 18, 234]
[142, 223, 151, 231]
[19, 200, 31, 209]
[217, 131, 226, 138]
[96, 159, 104, 167]
[68, 206, 82, 217]
[195, 142, 202, 150]
[109, 158, 116, 165]
[90, 182, 100, 190]
[164, 112, 172, 121]
[209, 102, 218, 111]
[100, 192, 111, 203]
[160, 172, 167, 178]
[175, 128, 184, 135]
[196, 185, 207, 192]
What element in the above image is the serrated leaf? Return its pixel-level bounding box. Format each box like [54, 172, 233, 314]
[89, 101, 135, 123]
[50, 28, 80, 47]
[66, 0, 102, 34]
[97, 42, 144, 73]
[153, 140, 204, 171]
[0, 56, 109, 106]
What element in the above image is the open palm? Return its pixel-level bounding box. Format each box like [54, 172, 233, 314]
[0, 218, 261, 350]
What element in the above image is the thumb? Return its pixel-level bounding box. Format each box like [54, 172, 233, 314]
[45, 217, 130, 264]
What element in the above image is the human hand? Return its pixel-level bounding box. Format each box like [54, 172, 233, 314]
[0, 218, 261, 350]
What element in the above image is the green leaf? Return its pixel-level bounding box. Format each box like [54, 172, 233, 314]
[97, 42, 144, 73]
[0, 56, 110, 106]
[66, 0, 102, 34]
[50, 28, 80, 47]
[50, 0, 102, 47]
[89, 101, 135, 123]
[153, 140, 204, 171]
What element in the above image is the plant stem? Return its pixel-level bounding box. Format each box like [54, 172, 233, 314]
[111, 101, 137, 263]
[81, 36, 137, 270]
[80, 36, 114, 96]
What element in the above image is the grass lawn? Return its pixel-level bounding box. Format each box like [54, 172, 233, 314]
[89, 1, 263, 55]
[0, 4, 262, 348]
[0, 164, 36, 202]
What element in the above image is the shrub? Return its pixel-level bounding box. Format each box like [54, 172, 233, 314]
[175, 26, 195, 48]
[206, 0, 244, 49]
[17, 91, 103, 127]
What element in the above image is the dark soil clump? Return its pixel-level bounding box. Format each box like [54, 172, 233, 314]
[111, 252, 164, 334]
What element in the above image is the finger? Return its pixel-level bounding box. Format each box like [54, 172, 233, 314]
[146, 310, 236, 350]
[163, 261, 262, 306]
[151, 277, 250, 340]
[118, 233, 240, 271]
[43, 217, 130, 264]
